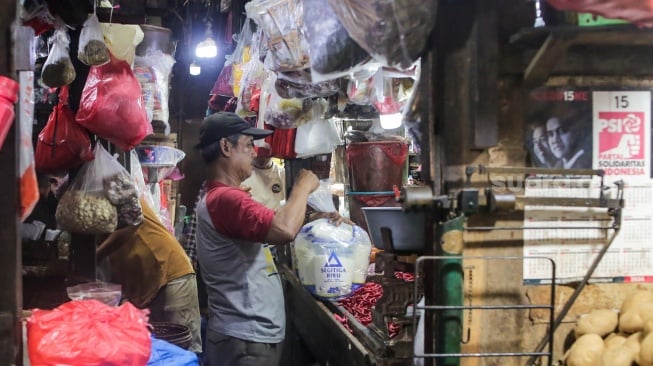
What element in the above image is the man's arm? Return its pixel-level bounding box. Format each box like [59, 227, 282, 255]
[96, 225, 139, 261]
[265, 169, 318, 245]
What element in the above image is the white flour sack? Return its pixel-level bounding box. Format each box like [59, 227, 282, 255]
[293, 219, 372, 300]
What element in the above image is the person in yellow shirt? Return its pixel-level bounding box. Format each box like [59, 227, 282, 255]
[96, 199, 202, 354]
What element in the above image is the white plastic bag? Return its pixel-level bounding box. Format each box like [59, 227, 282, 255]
[133, 50, 176, 134]
[294, 116, 342, 158]
[293, 219, 372, 300]
[100, 23, 144, 65]
[307, 179, 336, 213]
[78, 14, 110, 66]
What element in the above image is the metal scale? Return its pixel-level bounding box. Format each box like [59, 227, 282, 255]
[362, 166, 624, 366]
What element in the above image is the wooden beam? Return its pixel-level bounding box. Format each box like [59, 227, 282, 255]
[523, 34, 571, 87]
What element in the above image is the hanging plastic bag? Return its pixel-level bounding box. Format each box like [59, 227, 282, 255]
[307, 179, 337, 213]
[27, 300, 152, 366]
[55, 144, 125, 234]
[210, 56, 235, 97]
[134, 50, 176, 135]
[326, 0, 438, 69]
[35, 86, 94, 174]
[294, 117, 342, 158]
[274, 71, 340, 99]
[270, 127, 297, 159]
[346, 64, 379, 105]
[147, 337, 199, 366]
[302, 0, 370, 82]
[41, 28, 76, 88]
[78, 13, 110, 66]
[293, 219, 372, 300]
[246, 0, 310, 72]
[231, 18, 254, 97]
[18, 72, 39, 222]
[130, 150, 156, 211]
[100, 23, 145, 65]
[235, 42, 268, 117]
[76, 55, 152, 151]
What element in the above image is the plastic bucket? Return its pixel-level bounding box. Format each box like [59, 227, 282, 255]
[346, 141, 408, 192]
[151, 322, 192, 350]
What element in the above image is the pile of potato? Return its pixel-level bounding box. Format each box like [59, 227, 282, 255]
[566, 290, 653, 366]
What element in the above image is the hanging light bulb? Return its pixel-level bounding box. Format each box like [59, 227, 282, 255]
[189, 62, 201, 75]
[379, 113, 403, 130]
[196, 19, 218, 58]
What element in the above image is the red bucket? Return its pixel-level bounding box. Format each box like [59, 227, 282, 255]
[346, 141, 408, 192]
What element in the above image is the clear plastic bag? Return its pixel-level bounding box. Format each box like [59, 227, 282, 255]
[246, 0, 310, 72]
[326, 0, 438, 69]
[210, 56, 235, 97]
[55, 144, 128, 234]
[302, 0, 370, 82]
[346, 65, 379, 106]
[78, 13, 110, 66]
[307, 179, 337, 213]
[294, 114, 342, 158]
[274, 71, 340, 99]
[41, 28, 76, 88]
[293, 219, 372, 300]
[263, 82, 314, 129]
[133, 50, 176, 134]
[231, 18, 255, 97]
[235, 37, 268, 117]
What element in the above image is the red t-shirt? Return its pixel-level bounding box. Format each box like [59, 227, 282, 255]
[205, 181, 275, 243]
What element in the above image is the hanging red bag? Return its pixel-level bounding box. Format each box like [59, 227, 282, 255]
[76, 55, 152, 151]
[27, 300, 151, 365]
[36, 86, 94, 174]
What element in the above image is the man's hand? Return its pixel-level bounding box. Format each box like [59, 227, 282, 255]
[312, 211, 355, 227]
[295, 169, 319, 194]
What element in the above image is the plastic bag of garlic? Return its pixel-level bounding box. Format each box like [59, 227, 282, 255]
[55, 144, 140, 234]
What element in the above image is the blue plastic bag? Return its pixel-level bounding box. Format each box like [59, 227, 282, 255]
[147, 337, 199, 366]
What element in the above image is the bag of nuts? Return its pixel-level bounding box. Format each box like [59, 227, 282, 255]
[41, 28, 76, 88]
[55, 144, 133, 234]
[77, 14, 110, 66]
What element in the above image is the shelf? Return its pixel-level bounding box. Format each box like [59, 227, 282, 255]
[509, 24, 653, 86]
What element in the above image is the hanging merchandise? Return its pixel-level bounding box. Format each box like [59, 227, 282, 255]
[35, 86, 94, 174]
[55, 144, 130, 235]
[27, 300, 151, 366]
[133, 50, 176, 135]
[274, 71, 340, 99]
[19, 72, 39, 222]
[231, 18, 254, 97]
[210, 56, 235, 97]
[302, 0, 370, 81]
[269, 127, 297, 159]
[100, 23, 145, 66]
[326, 0, 438, 69]
[246, 0, 310, 72]
[130, 150, 156, 211]
[346, 64, 379, 106]
[235, 35, 268, 117]
[264, 92, 320, 129]
[294, 114, 342, 158]
[219, 0, 232, 13]
[20, 1, 55, 36]
[78, 13, 110, 66]
[41, 27, 76, 88]
[76, 55, 152, 151]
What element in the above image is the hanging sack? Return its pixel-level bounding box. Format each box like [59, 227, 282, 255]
[55, 144, 136, 234]
[78, 13, 110, 66]
[231, 18, 255, 96]
[76, 55, 152, 151]
[35, 86, 94, 174]
[294, 117, 342, 158]
[41, 28, 76, 88]
[27, 300, 151, 366]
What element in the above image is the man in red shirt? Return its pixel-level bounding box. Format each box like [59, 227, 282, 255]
[194, 112, 319, 366]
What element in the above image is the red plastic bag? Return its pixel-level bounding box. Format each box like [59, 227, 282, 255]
[36, 87, 94, 174]
[27, 300, 151, 366]
[76, 55, 152, 151]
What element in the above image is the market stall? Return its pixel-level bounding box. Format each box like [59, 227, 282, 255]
[5, 0, 653, 365]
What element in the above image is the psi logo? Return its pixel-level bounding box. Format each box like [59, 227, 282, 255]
[598, 112, 644, 160]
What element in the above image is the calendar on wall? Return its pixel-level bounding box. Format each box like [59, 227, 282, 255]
[523, 89, 653, 284]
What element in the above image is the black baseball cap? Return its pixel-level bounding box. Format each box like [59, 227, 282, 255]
[195, 112, 272, 149]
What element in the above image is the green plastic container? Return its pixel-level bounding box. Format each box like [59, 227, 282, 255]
[577, 13, 628, 26]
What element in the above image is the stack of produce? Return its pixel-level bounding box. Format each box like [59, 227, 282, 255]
[565, 290, 653, 366]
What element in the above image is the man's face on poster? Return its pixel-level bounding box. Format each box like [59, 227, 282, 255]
[546, 117, 573, 160]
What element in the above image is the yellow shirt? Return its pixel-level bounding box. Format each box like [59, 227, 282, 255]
[109, 200, 194, 308]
